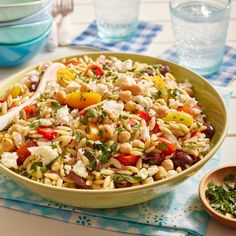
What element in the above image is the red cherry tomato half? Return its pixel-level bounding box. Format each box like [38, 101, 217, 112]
[16, 140, 37, 165]
[84, 65, 103, 78]
[156, 137, 176, 155]
[135, 111, 152, 122]
[37, 126, 57, 140]
[116, 155, 139, 166]
[23, 105, 37, 119]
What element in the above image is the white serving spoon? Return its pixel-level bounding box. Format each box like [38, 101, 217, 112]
[0, 63, 66, 131]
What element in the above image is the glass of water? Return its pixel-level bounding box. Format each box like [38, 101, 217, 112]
[92, 0, 140, 43]
[169, 0, 231, 76]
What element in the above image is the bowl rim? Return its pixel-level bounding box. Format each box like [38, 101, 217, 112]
[0, 52, 228, 194]
[0, 22, 52, 47]
[0, 0, 47, 8]
[198, 165, 236, 222]
[0, 17, 52, 30]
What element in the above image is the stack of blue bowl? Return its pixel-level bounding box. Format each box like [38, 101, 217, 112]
[0, 0, 52, 67]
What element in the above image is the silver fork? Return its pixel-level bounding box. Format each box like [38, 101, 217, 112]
[58, 0, 74, 46]
[45, 0, 61, 51]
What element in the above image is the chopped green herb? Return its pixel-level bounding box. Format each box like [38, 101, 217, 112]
[51, 100, 61, 110]
[29, 120, 41, 128]
[205, 175, 236, 218]
[120, 174, 143, 184]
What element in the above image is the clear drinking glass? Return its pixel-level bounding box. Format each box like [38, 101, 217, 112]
[92, 0, 140, 43]
[169, 0, 231, 76]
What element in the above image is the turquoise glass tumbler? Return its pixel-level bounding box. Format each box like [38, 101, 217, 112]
[92, 0, 140, 43]
[169, 0, 231, 76]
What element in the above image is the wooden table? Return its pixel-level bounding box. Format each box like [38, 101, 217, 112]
[0, 1, 236, 235]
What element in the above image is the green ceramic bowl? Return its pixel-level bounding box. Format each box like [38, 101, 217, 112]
[0, 18, 52, 44]
[0, 0, 48, 22]
[0, 52, 228, 208]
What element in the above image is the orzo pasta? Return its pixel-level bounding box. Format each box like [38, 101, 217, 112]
[0, 55, 214, 190]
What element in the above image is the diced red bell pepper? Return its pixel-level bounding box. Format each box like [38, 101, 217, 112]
[135, 111, 152, 122]
[190, 130, 198, 138]
[16, 140, 37, 165]
[84, 65, 103, 78]
[156, 137, 176, 155]
[153, 123, 159, 133]
[23, 105, 37, 119]
[116, 154, 139, 166]
[37, 126, 57, 140]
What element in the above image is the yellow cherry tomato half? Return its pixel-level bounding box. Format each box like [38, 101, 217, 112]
[10, 84, 21, 98]
[165, 111, 193, 127]
[152, 75, 168, 100]
[57, 68, 75, 87]
[65, 92, 102, 110]
[88, 122, 100, 141]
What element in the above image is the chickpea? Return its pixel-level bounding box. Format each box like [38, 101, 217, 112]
[154, 166, 167, 180]
[80, 83, 90, 92]
[102, 125, 114, 139]
[129, 85, 143, 96]
[119, 142, 132, 154]
[55, 91, 66, 105]
[161, 159, 174, 171]
[124, 101, 137, 112]
[119, 91, 132, 103]
[0, 138, 15, 152]
[118, 131, 131, 142]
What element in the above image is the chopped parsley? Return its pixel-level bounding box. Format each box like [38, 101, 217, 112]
[205, 175, 236, 218]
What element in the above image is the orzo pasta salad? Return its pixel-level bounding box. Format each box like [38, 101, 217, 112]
[0, 55, 214, 190]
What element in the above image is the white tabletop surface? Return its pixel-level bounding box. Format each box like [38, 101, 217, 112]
[0, 0, 236, 235]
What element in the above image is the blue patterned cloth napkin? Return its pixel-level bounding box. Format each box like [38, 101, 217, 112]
[160, 46, 236, 87]
[71, 21, 162, 53]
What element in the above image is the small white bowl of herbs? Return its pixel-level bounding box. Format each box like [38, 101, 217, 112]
[199, 165, 236, 228]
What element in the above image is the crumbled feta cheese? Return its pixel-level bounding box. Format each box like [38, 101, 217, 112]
[73, 160, 88, 178]
[114, 59, 132, 72]
[88, 81, 109, 96]
[147, 166, 158, 176]
[140, 126, 150, 141]
[77, 149, 84, 159]
[1, 152, 18, 169]
[28, 146, 58, 166]
[137, 168, 149, 179]
[66, 81, 81, 93]
[115, 74, 136, 86]
[102, 101, 124, 116]
[64, 164, 72, 175]
[137, 80, 154, 96]
[133, 95, 153, 109]
[56, 105, 73, 125]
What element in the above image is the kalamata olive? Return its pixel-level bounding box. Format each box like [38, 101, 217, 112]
[29, 82, 39, 92]
[144, 68, 154, 76]
[172, 150, 194, 169]
[203, 122, 214, 139]
[159, 65, 170, 76]
[66, 172, 88, 189]
[114, 180, 132, 188]
[142, 153, 165, 165]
